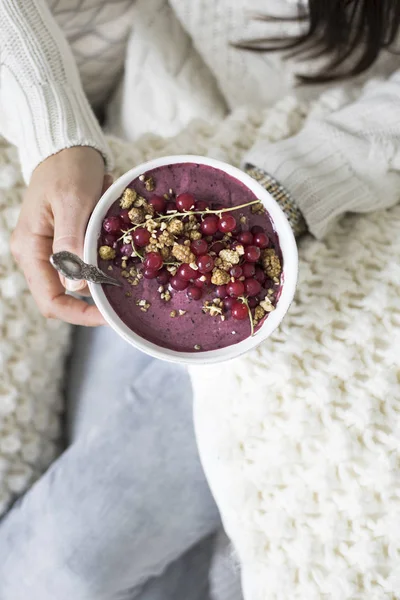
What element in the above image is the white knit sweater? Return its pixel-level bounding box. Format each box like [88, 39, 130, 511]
[1, 0, 400, 238]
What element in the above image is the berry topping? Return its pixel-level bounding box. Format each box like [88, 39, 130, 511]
[194, 200, 210, 211]
[149, 195, 166, 214]
[176, 193, 195, 212]
[226, 280, 245, 298]
[223, 296, 235, 311]
[254, 266, 267, 285]
[120, 209, 132, 224]
[143, 268, 158, 279]
[178, 264, 199, 281]
[253, 232, 269, 249]
[120, 243, 133, 257]
[187, 286, 202, 301]
[237, 231, 253, 246]
[133, 228, 150, 247]
[103, 234, 118, 247]
[194, 273, 212, 288]
[156, 268, 171, 285]
[218, 214, 236, 233]
[242, 263, 256, 278]
[200, 216, 219, 235]
[215, 285, 228, 299]
[243, 278, 262, 297]
[231, 301, 248, 320]
[103, 216, 122, 235]
[244, 245, 261, 263]
[191, 238, 208, 256]
[144, 252, 163, 271]
[229, 265, 243, 279]
[170, 276, 189, 291]
[196, 254, 214, 273]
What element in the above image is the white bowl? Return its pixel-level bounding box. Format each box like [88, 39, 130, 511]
[84, 155, 298, 364]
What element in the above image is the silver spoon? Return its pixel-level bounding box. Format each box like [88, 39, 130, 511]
[50, 251, 122, 287]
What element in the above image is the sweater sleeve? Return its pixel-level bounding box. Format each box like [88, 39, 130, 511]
[245, 71, 400, 239]
[0, 0, 113, 183]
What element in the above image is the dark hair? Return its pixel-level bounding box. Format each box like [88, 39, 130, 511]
[237, 0, 400, 83]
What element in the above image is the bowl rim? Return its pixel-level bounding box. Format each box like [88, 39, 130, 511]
[84, 154, 298, 364]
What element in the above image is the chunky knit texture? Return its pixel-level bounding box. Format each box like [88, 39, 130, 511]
[0, 140, 71, 515]
[1, 87, 400, 599]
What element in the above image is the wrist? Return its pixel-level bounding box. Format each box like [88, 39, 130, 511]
[245, 164, 307, 238]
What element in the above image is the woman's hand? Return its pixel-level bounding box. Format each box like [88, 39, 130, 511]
[11, 147, 112, 326]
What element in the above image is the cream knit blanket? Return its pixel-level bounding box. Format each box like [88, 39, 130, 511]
[0, 89, 399, 599]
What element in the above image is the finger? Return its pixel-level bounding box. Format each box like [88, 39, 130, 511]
[66, 281, 92, 297]
[53, 174, 113, 292]
[19, 233, 105, 326]
[57, 272, 92, 297]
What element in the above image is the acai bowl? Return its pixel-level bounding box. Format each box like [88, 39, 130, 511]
[84, 155, 297, 364]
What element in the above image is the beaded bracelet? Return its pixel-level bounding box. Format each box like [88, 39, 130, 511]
[245, 164, 307, 238]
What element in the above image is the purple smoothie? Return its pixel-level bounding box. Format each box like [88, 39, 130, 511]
[98, 163, 283, 352]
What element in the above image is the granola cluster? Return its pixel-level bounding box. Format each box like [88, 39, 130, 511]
[261, 249, 282, 280]
[171, 243, 195, 264]
[99, 245, 116, 260]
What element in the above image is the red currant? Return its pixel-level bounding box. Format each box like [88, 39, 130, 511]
[253, 232, 269, 249]
[149, 195, 166, 214]
[244, 278, 261, 297]
[237, 231, 253, 246]
[242, 263, 256, 278]
[103, 234, 118, 247]
[223, 296, 235, 311]
[144, 252, 163, 271]
[248, 297, 259, 308]
[218, 214, 237, 233]
[143, 268, 158, 279]
[194, 273, 211, 288]
[157, 268, 171, 285]
[210, 241, 225, 255]
[195, 200, 210, 211]
[191, 238, 208, 256]
[244, 245, 261, 263]
[254, 267, 266, 285]
[176, 193, 195, 212]
[166, 202, 177, 214]
[196, 254, 214, 274]
[232, 224, 242, 236]
[178, 264, 199, 281]
[226, 280, 245, 298]
[251, 225, 264, 235]
[103, 216, 122, 235]
[200, 216, 219, 236]
[133, 228, 150, 247]
[120, 243, 133, 257]
[170, 276, 188, 291]
[231, 301, 249, 321]
[187, 286, 202, 301]
[215, 285, 228, 299]
[120, 209, 132, 224]
[230, 265, 243, 279]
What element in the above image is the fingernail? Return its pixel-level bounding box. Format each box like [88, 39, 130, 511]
[65, 279, 84, 292]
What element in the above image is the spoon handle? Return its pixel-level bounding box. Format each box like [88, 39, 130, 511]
[50, 251, 122, 287]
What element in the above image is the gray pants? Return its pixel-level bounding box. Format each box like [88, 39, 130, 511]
[0, 326, 241, 600]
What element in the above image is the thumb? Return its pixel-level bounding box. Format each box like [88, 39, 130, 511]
[53, 174, 114, 292]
